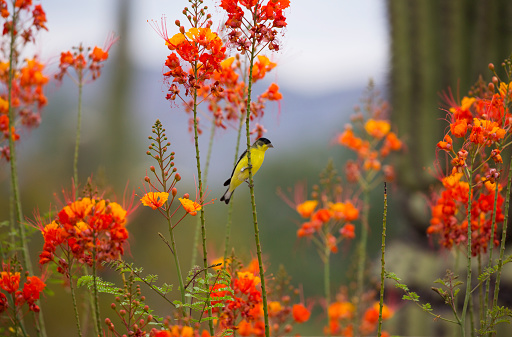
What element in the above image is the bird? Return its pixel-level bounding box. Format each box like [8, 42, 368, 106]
[220, 137, 274, 204]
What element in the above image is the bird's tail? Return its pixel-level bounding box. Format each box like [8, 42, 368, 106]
[220, 188, 233, 204]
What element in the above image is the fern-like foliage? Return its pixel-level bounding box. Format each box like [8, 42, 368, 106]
[174, 265, 234, 323]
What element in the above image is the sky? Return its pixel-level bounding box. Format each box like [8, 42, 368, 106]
[39, 0, 388, 95]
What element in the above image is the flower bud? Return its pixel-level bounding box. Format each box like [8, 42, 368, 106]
[183, 193, 190, 199]
[489, 82, 495, 92]
[175, 173, 181, 181]
[175, 20, 180, 26]
[492, 76, 499, 85]
[489, 63, 495, 71]
[150, 166, 155, 172]
[120, 309, 126, 316]
[147, 314, 153, 322]
[172, 187, 177, 196]
[180, 26, 185, 34]
[173, 167, 177, 172]
[111, 303, 116, 309]
[146, 151, 151, 155]
[144, 176, 150, 182]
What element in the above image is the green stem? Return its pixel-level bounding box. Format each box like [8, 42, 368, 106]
[244, 30, 270, 337]
[92, 243, 101, 336]
[74, 80, 83, 197]
[483, 166, 500, 327]
[461, 168, 474, 337]
[191, 65, 214, 335]
[68, 262, 83, 337]
[191, 118, 216, 268]
[6, 7, 47, 337]
[223, 113, 245, 264]
[492, 157, 512, 310]
[168, 216, 186, 317]
[377, 183, 388, 337]
[323, 242, 331, 337]
[355, 187, 370, 333]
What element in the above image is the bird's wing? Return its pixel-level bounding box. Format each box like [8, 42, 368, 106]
[224, 148, 248, 186]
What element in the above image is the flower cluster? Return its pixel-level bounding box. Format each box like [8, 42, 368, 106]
[210, 258, 310, 336]
[428, 75, 511, 255]
[194, 54, 281, 138]
[38, 197, 131, 273]
[150, 324, 210, 337]
[337, 84, 402, 184]
[326, 299, 393, 336]
[0, 263, 46, 316]
[55, 33, 118, 83]
[152, 0, 226, 103]
[0, 1, 49, 160]
[294, 198, 359, 258]
[140, 120, 213, 221]
[220, 0, 289, 52]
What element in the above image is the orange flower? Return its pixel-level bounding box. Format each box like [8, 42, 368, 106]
[339, 223, 355, 239]
[21, 276, 46, 303]
[312, 208, 332, 223]
[296, 200, 318, 218]
[327, 233, 338, 253]
[450, 119, 468, 138]
[329, 201, 359, 221]
[437, 134, 453, 151]
[261, 83, 282, 101]
[179, 197, 202, 216]
[141, 192, 169, 210]
[491, 149, 503, 163]
[236, 271, 260, 294]
[237, 319, 252, 336]
[469, 118, 506, 144]
[0, 271, 20, 293]
[252, 55, 277, 82]
[364, 119, 390, 139]
[90, 46, 109, 62]
[328, 301, 355, 320]
[267, 301, 282, 316]
[292, 303, 311, 323]
[381, 131, 402, 156]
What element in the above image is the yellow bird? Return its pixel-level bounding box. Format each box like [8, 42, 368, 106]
[220, 137, 274, 204]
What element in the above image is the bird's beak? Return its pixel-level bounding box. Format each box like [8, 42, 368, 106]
[268, 143, 274, 148]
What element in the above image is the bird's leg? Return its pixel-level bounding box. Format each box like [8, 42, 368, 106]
[240, 164, 253, 173]
[245, 179, 254, 188]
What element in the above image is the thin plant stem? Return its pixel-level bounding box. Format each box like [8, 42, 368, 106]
[6, 7, 47, 337]
[223, 114, 245, 264]
[461, 167, 474, 337]
[483, 167, 500, 327]
[355, 187, 370, 332]
[191, 64, 214, 335]
[191, 118, 216, 268]
[377, 182, 388, 337]
[68, 263, 83, 337]
[469, 296, 475, 337]
[167, 215, 186, 316]
[92, 241, 101, 336]
[478, 253, 483, 327]
[323, 242, 331, 337]
[74, 80, 84, 198]
[492, 157, 512, 309]
[244, 30, 270, 337]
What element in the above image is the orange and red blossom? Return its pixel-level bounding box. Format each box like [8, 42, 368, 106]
[55, 34, 117, 82]
[0, 264, 46, 313]
[179, 197, 202, 216]
[220, 0, 289, 52]
[296, 200, 318, 218]
[38, 197, 131, 271]
[364, 118, 390, 139]
[292, 303, 311, 323]
[141, 192, 169, 210]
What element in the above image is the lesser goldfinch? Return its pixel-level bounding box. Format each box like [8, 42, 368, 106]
[220, 137, 274, 204]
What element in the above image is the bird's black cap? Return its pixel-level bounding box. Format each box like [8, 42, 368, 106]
[257, 137, 271, 145]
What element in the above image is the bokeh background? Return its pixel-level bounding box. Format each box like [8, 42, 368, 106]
[2, 0, 512, 335]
